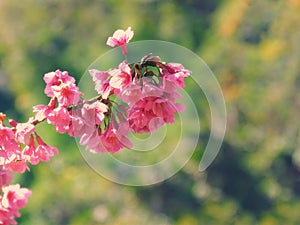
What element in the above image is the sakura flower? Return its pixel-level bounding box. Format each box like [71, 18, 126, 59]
[81, 101, 109, 126]
[120, 77, 163, 106]
[141, 77, 164, 97]
[119, 77, 143, 105]
[35, 135, 58, 162]
[0, 125, 20, 157]
[1, 184, 32, 211]
[22, 135, 39, 165]
[0, 169, 13, 188]
[128, 96, 183, 133]
[100, 122, 132, 154]
[3, 157, 28, 174]
[46, 106, 71, 134]
[109, 61, 132, 90]
[68, 107, 86, 137]
[1, 185, 31, 207]
[43, 70, 76, 97]
[0, 184, 31, 225]
[32, 97, 56, 122]
[52, 81, 81, 106]
[161, 62, 192, 89]
[15, 122, 35, 145]
[79, 111, 132, 154]
[0, 126, 15, 147]
[89, 69, 114, 99]
[0, 208, 16, 225]
[68, 110, 83, 137]
[106, 27, 134, 56]
[23, 135, 58, 165]
[79, 129, 100, 151]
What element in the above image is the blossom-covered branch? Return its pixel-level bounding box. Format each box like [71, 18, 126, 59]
[0, 27, 191, 224]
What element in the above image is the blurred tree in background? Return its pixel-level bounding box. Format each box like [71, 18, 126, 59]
[1, 0, 300, 224]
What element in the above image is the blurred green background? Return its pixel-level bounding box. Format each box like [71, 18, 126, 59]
[1, 0, 300, 224]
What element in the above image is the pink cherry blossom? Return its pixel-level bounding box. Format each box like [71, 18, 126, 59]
[32, 98, 56, 122]
[46, 106, 71, 134]
[161, 62, 192, 89]
[32, 104, 49, 122]
[81, 101, 108, 126]
[22, 135, 39, 165]
[120, 77, 163, 106]
[79, 129, 101, 152]
[0, 125, 20, 158]
[106, 27, 134, 56]
[78, 110, 132, 154]
[0, 27, 194, 224]
[68, 107, 86, 137]
[52, 82, 81, 106]
[128, 96, 183, 133]
[43, 70, 76, 97]
[2, 184, 31, 208]
[0, 184, 31, 225]
[0, 126, 15, 147]
[0, 123, 28, 173]
[3, 158, 28, 174]
[69, 100, 108, 138]
[118, 77, 143, 105]
[100, 122, 132, 154]
[109, 61, 132, 90]
[35, 135, 58, 162]
[0, 169, 13, 188]
[23, 134, 58, 165]
[15, 122, 35, 145]
[0, 207, 16, 225]
[89, 69, 114, 99]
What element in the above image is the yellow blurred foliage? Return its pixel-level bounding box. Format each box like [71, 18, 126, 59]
[259, 39, 285, 61]
[222, 72, 240, 102]
[15, 93, 33, 111]
[177, 215, 198, 225]
[259, 216, 279, 225]
[218, 0, 251, 38]
[289, 0, 300, 7]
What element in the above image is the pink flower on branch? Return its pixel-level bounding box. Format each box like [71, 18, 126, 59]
[52, 82, 81, 106]
[100, 124, 132, 154]
[35, 135, 58, 162]
[46, 106, 72, 134]
[89, 69, 114, 99]
[119, 77, 164, 106]
[106, 27, 134, 56]
[109, 61, 132, 90]
[15, 122, 35, 145]
[161, 62, 192, 89]
[3, 158, 28, 174]
[32, 97, 56, 122]
[79, 129, 126, 155]
[81, 101, 109, 126]
[22, 135, 39, 165]
[77, 109, 132, 154]
[43, 70, 76, 98]
[0, 184, 31, 225]
[0, 169, 13, 188]
[0, 26, 194, 224]
[1, 184, 31, 209]
[128, 96, 184, 134]
[0, 125, 20, 160]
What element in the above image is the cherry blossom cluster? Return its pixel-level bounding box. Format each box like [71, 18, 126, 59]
[0, 170, 31, 225]
[0, 27, 191, 224]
